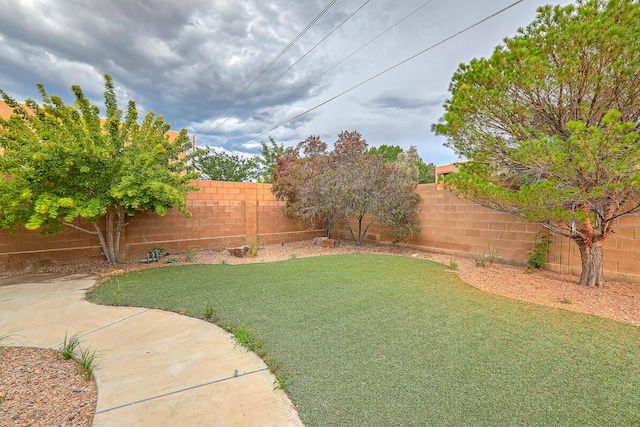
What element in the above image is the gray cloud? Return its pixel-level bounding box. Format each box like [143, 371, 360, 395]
[0, 0, 574, 165]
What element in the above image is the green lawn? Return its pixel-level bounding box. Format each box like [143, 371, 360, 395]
[87, 255, 640, 426]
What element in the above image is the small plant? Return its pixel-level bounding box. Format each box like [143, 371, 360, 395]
[185, 247, 197, 262]
[488, 243, 500, 266]
[473, 250, 486, 267]
[246, 239, 261, 257]
[221, 259, 229, 265]
[528, 231, 551, 272]
[448, 259, 458, 270]
[232, 324, 263, 354]
[153, 245, 167, 256]
[78, 346, 98, 381]
[59, 332, 81, 360]
[112, 280, 123, 305]
[274, 373, 297, 390]
[233, 369, 239, 377]
[31, 261, 40, 272]
[165, 256, 179, 264]
[203, 302, 216, 320]
[561, 297, 572, 304]
[289, 253, 297, 260]
[0, 391, 8, 404]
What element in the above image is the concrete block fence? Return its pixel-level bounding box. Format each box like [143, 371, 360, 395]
[2, 180, 640, 283]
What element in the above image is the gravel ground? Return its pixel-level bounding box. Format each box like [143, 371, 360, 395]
[2, 239, 638, 426]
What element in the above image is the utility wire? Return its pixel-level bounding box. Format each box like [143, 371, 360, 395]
[226, 0, 436, 138]
[194, 0, 337, 134]
[199, 0, 372, 136]
[233, 0, 525, 148]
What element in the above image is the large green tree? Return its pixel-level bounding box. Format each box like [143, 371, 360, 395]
[194, 147, 259, 182]
[433, 0, 640, 287]
[366, 144, 436, 184]
[0, 75, 199, 263]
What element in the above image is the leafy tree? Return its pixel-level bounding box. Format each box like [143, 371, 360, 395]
[0, 75, 199, 264]
[273, 131, 420, 244]
[432, 0, 640, 287]
[366, 144, 436, 184]
[195, 147, 259, 182]
[255, 136, 291, 183]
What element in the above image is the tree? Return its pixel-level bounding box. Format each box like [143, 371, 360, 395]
[255, 136, 290, 183]
[0, 75, 199, 264]
[366, 144, 436, 183]
[195, 147, 259, 182]
[272, 131, 420, 244]
[432, 0, 640, 287]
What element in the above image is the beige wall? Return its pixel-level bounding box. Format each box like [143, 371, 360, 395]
[2, 181, 639, 283]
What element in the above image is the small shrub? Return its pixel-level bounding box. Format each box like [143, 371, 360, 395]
[247, 239, 261, 256]
[474, 250, 486, 267]
[59, 332, 81, 360]
[185, 247, 197, 262]
[31, 262, 40, 272]
[165, 256, 179, 264]
[153, 245, 167, 257]
[221, 259, 229, 265]
[561, 297, 572, 304]
[448, 259, 458, 270]
[528, 232, 551, 272]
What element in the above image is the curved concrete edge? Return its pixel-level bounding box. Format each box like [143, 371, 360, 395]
[0, 275, 304, 427]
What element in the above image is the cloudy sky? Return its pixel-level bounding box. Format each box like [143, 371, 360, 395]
[0, 0, 573, 166]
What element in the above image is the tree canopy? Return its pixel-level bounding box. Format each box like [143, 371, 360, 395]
[366, 144, 436, 184]
[0, 75, 199, 263]
[194, 147, 259, 182]
[272, 131, 420, 244]
[433, 0, 640, 287]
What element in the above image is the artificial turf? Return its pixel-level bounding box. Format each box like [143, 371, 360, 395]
[87, 254, 640, 426]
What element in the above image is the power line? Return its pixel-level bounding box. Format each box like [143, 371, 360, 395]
[194, 0, 338, 134]
[225, 0, 436, 138]
[232, 0, 525, 148]
[199, 0, 373, 136]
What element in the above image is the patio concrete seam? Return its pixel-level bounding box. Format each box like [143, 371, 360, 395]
[46, 309, 150, 349]
[94, 367, 271, 415]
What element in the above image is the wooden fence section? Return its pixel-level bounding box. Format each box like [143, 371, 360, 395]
[1, 181, 639, 283]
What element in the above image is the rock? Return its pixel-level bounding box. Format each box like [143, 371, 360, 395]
[321, 239, 340, 248]
[228, 246, 249, 258]
[313, 237, 329, 245]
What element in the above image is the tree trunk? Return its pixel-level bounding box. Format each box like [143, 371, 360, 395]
[576, 242, 604, 287]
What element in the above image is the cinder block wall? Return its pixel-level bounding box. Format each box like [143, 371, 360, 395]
[2, 181, 640, 283]
[332, 183, 640, 284]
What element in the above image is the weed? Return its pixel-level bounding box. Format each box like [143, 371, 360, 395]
[528, 231, 551, 272]
[31, 261, 40, 272]
[448, 259, 458, 270]
[221, 259, 229, 265]
[561, 298, 572, 304]
[112, 280, 123, 305]
[289, 253, 298, 260]
[185, 247, 197, 262]
[274, 374, 297, 390]
[203, 302, 217, 320]
[165, 256, 179, 264]
[232, 324, 263, 354]
[233, 369, 239, 377]
[59, 332, 81, 360]
[0, 392, 7, 404]
[78, 347, 98, 381]
[474, 250, 486, 267]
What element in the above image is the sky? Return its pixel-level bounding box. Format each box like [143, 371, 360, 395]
[0, 0, 574, 166]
